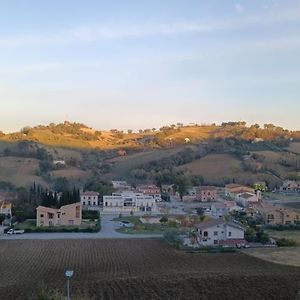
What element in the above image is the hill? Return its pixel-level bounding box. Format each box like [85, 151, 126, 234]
[0, 121, 299, 189]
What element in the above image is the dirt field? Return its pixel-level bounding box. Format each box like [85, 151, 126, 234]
[0, 239, 300, 300]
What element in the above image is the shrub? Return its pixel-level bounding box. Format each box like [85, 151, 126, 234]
[276, 238, 297, 247]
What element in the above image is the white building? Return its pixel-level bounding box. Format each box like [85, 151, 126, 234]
[235, 192, 260, 207]
[195, 219, 245, 247]
[103, 191, 158, 214]
[111, 180, 131, 190]
[80, 191, 99, 209]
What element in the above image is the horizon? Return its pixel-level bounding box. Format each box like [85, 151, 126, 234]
[1, 0, 300, 132]
[1, 119, 299, 135]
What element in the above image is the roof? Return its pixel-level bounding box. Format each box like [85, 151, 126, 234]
[80, 191, 99, 196]
[238, 192, 256, 199]
[36, 206, 58, 213]
[60, 202, 81, 210]
[197, 186, 217, 191]
[195, 219, 244, 231]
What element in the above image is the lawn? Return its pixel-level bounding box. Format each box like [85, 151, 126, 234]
[265, 229, 300, 245]
[14, 219, 99, 233]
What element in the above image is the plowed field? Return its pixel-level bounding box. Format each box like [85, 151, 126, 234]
[0, 239, 299, 300]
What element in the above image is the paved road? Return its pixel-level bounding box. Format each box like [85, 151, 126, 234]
[0, 215, 163, 240]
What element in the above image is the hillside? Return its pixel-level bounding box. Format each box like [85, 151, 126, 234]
[0, 121, 299, 189]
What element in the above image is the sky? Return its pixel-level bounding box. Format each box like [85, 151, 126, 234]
[0, 0, 299, 133]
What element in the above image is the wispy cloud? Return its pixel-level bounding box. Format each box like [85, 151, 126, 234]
[234, 3, 244, 12]
[0, 4, 299, 48]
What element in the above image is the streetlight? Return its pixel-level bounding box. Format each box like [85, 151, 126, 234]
[65, 270, 74, 300]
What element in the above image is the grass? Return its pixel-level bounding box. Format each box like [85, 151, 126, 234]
[265, 229, 300, 245]
[14, 219, 99, 232]
[244, 247, 300, 267]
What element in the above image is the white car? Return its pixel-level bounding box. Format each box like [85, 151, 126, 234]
[6, 229, 25, 235]
[119, 221, 133, 228]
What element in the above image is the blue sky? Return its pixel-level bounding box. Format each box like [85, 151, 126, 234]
[0, 0, 299, 132]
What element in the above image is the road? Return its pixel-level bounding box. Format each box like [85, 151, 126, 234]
[0, 214, 163, 240]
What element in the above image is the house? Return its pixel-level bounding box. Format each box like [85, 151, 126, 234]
[235, 192, 260, 207]
[0, 200, 12, 217]
[195, 219, 245, 247]
[196, 186, 217, 202]
[36, 203, 82, 227]
[280, 180, 300, 193]
[261, 203, 300, 225]
[136, 185, 161, 201]
[111, 180, 131, 190]
[80, 191, 99, 208]
[103, 191, 158, 214]
[225, 184, 255, 198]
[0, 200, 12, 226]
[210, 201, 242, 218]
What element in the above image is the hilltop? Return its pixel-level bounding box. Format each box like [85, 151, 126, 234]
[0, 121, 299, 189]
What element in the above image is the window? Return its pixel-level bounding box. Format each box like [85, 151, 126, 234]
[40, 214, 44, 218]
[203, 231, 208, 237]
[214, 231, 218, 236]
[83, 201, 85, 205]
[105, 202, 108, 206]
[228, 232, 232, 237]
[214, 240, 218, 245]
[88, 201, 91, 206]
[75, 206, 80, 218]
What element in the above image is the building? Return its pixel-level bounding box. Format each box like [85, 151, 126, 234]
[136, 185, 161, 201]
[36, 203, 82, 227]
[195, 219, 245, 247]
[210, 201, 241, 218]
[235, 192, 260, 207]
[80, 191, 99, 208]
[0, 200, 12, 217]
[261, 203, 300, 225]
[280, 180, 300, 193]
[111, 180, 131, 190]
[0, 200, 12, 225]
[225, 184, 255, 198]
[196, 186, 217, 202]
[103, 191, 158, 213]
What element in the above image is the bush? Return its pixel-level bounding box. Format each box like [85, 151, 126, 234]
[163, 229, 182, 249]
[276, 238, 297, 247]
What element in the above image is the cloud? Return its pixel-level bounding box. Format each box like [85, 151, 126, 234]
[0, 3, 299, 48]
[234, 3, 244, 12]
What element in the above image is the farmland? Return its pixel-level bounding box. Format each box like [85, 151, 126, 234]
[0, 239, 300, 300]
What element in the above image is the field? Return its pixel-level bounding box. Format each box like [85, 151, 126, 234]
[0, 156, 48, 187]
[244, 247, 300, 268]
[266, 230, 300, 245]
[177, 154, 258, 184]
[288, 142, 300, 154]
[0, 239, 300, 300]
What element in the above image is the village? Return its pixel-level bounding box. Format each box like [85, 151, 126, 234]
[1, 178, 300, 250]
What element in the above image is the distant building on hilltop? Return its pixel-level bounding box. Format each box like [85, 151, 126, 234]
[196, 186, 217, 202]
[111, 180, 131, 190]
[80, 191, 99, 209]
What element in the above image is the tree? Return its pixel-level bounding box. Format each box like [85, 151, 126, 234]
[160, 216, 168, 225]
[0, 214, 5, 225]
[173, 174, 190, 200]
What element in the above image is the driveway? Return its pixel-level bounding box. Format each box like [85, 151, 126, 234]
[0, 214, 163, 240]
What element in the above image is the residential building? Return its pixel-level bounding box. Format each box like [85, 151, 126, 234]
[80, 191, 99, 208]
[103, 191, 158, 213]
[235, 192, 260, 207]
[196, 186, 217, 202]
[210, 201, 241, 218]
[195, 219, 245, 247]
[280, 180, 300, 193]
[0, 200, 12, 217]
[261, 204, 300, 225]
[36, 203, 82, 227]
[136, 185, 161, 201]
[225, 184, 255, 198]
[111, 180, 131, 190]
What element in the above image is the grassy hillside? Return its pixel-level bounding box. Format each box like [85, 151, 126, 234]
[0, 121, 299, 188]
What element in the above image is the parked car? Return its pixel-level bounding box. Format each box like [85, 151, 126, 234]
[6, 229, 25, 235]
[119, 221, 133, 228]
